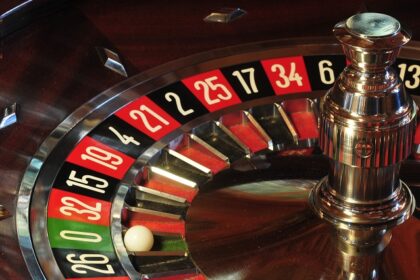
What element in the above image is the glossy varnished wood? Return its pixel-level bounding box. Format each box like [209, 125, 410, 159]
[73, 0, 420, 71]
[0, 5, 127, 279]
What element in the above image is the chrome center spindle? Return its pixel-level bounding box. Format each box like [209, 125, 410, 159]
[310, 13, 417, 248]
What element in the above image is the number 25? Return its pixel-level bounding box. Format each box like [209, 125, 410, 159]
[194, 76, 232, 105]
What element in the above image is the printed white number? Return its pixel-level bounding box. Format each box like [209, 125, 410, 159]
[271, 62, 303, 88]
[108, 126, 140, 146]
[194, 76, 232, 105]
[232, 68, 258, 94]
[398, 63, 420, 89]
[60, 230, 102, 243]
[60, 196, 102, 221]
[318, 60, 335, 85]
[165, 92, 194, 116]
[67, 254, 114, 275]
[81, 146, 123, 170]
[66, 171, 108, 194]
[129, 105, 169, 133]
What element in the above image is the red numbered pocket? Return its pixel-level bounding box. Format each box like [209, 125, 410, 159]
[182, 69, 241, 112]
[115, 96, 180, 140]
[48, 189, 111, 226]
[66, 137, 135, 179]
[261, 56, 311, 95]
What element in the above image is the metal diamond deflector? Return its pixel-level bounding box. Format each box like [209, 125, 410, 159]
[203, 8, 247, 23]
[97, 47, 128, 77]
[0, 103, 18, 130]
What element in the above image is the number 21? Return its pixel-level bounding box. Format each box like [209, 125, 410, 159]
[129, 105, 170, 133]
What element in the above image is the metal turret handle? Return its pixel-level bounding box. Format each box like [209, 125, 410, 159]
[310, 13, 416, 248]
[334, 13, 411, 71]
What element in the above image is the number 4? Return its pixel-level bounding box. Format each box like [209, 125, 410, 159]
[108, 126, 140, 146]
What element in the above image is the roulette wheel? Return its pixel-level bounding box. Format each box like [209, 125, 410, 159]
[0, 1, 419, 279]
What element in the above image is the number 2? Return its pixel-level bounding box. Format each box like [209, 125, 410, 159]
[165, 92, 194, 116]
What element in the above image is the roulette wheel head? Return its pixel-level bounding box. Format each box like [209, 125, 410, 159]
[6, 7, 419, 279]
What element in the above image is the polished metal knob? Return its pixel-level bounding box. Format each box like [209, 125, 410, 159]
[310, 13, 416, 248]
[335, 13, 410, 71]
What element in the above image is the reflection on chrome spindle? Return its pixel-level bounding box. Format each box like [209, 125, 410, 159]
[310, 11, 416, 261]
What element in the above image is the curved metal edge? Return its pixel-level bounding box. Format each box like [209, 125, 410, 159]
[0, 0, 68, 39]
[15, 37, 420, 279]
[110, 182, 140, 279]
[17, 157, 46, 279]
[309, 177, 415, 228]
